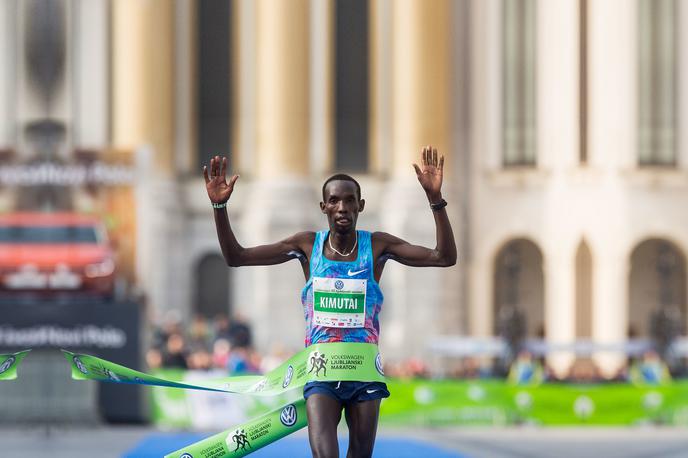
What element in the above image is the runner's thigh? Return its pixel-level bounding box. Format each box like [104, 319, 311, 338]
[307, 394, 343, 458]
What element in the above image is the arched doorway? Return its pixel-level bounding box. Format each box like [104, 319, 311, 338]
[493, 239, 545, 339]
[194, 253, 230, 319]
[629, 239, 686, 338]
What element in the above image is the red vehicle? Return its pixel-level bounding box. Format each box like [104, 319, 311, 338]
[0, 212, 116, 297]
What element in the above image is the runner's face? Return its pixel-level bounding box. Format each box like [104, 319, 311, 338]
[321, 181, 364, 234]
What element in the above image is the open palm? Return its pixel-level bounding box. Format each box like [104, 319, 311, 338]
[413, 145, 444, 198]
[203, 155, 239, 204]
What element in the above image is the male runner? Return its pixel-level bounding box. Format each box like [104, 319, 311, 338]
[203, 146, 456, 458]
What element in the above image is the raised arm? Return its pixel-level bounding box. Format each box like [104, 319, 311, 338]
[374, 146, 457, 268]
[203, 156, 314, 268]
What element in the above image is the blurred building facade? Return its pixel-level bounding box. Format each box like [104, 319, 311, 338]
[0, 0, 686, 375]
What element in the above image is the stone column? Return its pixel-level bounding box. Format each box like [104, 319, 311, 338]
[0, 1, 14, 148]
[380, 0, 455, 360]
[111, 0, 174, 174]
[540, 0, 580, 375]
[592, 247, 628, 377]
[236, 0, 317, 352]
[391, 0, 452, 175]
[544, 250, 576, 376]
[111, 0, 178, 316]
[587, 0, 635, 376]
[254, 0, 310, 179]
[73, 0, 108, 149]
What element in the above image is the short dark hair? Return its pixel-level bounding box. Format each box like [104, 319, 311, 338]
[322, 174, 361, 200]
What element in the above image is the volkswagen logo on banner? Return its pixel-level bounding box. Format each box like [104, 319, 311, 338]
[282, 364, 294, 388]
[180, 454, 193, 458]
[73, 356, 88, 375]
[280, 404, 298, 427]
[375, 353, 384, 376]
[0, 356, 15, 375]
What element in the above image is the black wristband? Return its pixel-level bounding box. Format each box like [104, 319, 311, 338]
[430, 198, 447, 211]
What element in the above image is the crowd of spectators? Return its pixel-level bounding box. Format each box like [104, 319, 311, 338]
[146, 313, 283, 375]
[145, 314, 680, 385]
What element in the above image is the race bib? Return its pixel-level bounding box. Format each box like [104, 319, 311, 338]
[313, 277, 366, 328]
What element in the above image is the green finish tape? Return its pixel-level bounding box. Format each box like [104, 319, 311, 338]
[164, 399, 308, 458]
[64, 342, 385, 457]
[63, 342, 385, 396]
[0, 350, 31, 380]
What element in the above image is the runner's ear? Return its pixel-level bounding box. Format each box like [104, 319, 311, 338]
[358, 199, 365, 212]
[319, 202, 327, 214]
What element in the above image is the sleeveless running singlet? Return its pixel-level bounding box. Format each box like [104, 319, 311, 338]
[301, 230, 384, 346]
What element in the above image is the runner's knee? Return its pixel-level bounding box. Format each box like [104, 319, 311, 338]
[346, 433, 375, 458]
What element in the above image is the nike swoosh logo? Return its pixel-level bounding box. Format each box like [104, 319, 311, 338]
[347, 268, 368, 276]
[366, 389, 379, 394]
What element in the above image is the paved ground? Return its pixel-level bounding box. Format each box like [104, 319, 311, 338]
[2, 425, 688, 458]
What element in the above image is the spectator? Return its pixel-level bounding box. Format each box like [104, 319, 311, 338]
[213, 314, 232, 342]
[508, 350, 543, 385]
[186, 346, 213, 371]
[630, 350, 672, 385]
[146, 348, 163, 370]
[188, 314, 213, 349]
[162, 332, 188, 369]
[228, 314, 252, 348]
[212, 338, 231, 369]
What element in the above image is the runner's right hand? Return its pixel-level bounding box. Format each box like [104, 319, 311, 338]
[203, 155, 239, 204]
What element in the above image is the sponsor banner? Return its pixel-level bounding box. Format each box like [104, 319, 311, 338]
[165, 399, 307, 458]
[148, 376, 688, 429]
[379, 379, 688, 426]
[64, 342, 384, 396]
[0, 350, 31, 380]
[0, 300, 143, 422]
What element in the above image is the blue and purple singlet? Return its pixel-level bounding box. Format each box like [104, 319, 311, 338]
[301, 230, 384, 346]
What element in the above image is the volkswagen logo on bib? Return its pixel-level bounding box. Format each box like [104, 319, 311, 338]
[280, 404, 298, 427]
[334, 280, 344, 290]
[375, 353, 384, 376]
[0, 356, 15, 375]
[180, 454, 193, 458]
[282, 364, 294, 388]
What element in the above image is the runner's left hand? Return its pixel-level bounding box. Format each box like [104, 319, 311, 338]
[413, 145, 444, 201]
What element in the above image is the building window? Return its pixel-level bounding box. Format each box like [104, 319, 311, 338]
[493, 239, 545, 339]
[334, 0, 368, 172]
[579, 0, 588, 164]
[629, 239, 686, 338]
[638, 0, 677, 166]
[502, 0, 537, 167]
[196, 0, 232, 171]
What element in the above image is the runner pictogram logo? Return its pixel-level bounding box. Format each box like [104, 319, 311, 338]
[0, 356, 15, 374]
[104, 368, 120, 381]
[231, 429, 251, 451]
[280, 404, 298, 427]
[308, 351, 328, 377]
[254, 379, 267, 392]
